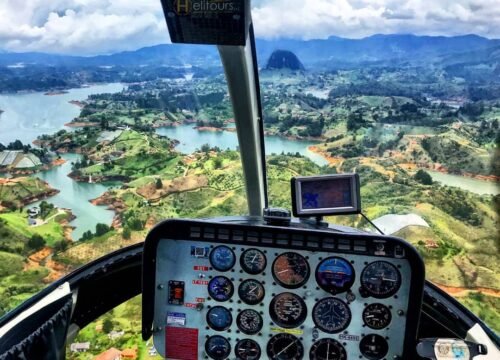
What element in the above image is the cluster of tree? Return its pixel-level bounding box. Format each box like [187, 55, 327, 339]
[39, 201, 55, 220]
[414, 170, 433, 185]
[72, 155, 95, 170]
[26, 234, 46, 252]
[197, 118, 225, 128]
[346, 112, 369, 132]
[79, 223, 113, 241]
[0, 140, 32, 153]
[430, 188, 483, 226]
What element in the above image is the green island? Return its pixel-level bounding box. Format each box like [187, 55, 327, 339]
[1, 54, 499, 358]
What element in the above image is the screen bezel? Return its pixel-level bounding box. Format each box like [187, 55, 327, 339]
[291, 174, 361, 217]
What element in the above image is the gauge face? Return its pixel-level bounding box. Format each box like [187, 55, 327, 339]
[361, 261, 401, 298]
[272, 252, 310, 289]
[359, 334, 389, 360]
[269, 292, 307, 328]
[312, 297, 351, 333]
[208, 276, 234, 302]
[309, 339, 347, 360]
[241, 248, 267, 275]
[235, 339, 261, 360]
[267, 333, 304, 360]
[210, 246, 236, 272]
[237, 309, 263, 335]
[315, 257, 355, 295]
[238, 279, 265, 305]
[206, 306, 232, 331]
[205, 335, 231, 360]
[363, 303, 392, 330]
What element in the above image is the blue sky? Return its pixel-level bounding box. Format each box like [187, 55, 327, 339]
[0, 0, 499, 55]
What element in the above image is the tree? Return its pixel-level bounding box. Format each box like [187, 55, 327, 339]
[123, 227, 131, 240]
[27, 234, 46, 251]
[414, 170, 433, 185]
[95, 223, 111, 237]
[53, 240, 68, 252]
[155, 178, 163, 189]
[102, 318, 113, 334]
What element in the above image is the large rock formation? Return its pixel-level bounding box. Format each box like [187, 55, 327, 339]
[266, 50, 305, 71]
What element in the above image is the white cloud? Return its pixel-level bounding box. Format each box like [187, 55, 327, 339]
[0, 0, 499, 55]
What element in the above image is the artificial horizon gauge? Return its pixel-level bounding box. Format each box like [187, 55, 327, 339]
[312, 297, 351, 333]
[205, 335, 232, 360]
[235, 339, 261, 360]
[210, 245, 236, 272]
[362, 303, 392, 330]
[236, 309, 263, 335]
[270, 292, 307, 329]
[272, 252, 310, 289]
[206, 306, 232, 331]
[309, 338, 347, 360]
[266, 333, 304, 360]
[240, 248, 267, 274]
[208, 276, 234, 302]
[359, 334, 389, 360]
[238, 279, 265, 305]
[361, 261, 402, 298]
[315, 257, 355, 295]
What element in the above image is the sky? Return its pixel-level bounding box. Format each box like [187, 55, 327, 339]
[0, 0, 499, 55]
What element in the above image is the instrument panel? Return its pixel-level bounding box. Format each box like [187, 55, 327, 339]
[143, 219, 425, 360]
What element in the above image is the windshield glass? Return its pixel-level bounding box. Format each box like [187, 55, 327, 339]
[0, 0, 498, 354]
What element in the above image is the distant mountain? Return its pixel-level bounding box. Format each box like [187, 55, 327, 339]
[266, 50, 305, 71]
[0, 34, 499, 68]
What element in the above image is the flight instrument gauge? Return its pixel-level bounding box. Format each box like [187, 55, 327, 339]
[270, 292, 307, 328]
[237, 309, 263, 335]
[309, 338, 347, 360]
[361, 261, 401, 298]
[238, 279, 265, 305]
[206, 306, 232, 331]
[235, 339, 261, 360]
[240, 248, 267, 274]
[315, 257, 355, 295]
[362, 303, 392, 329]
[359, 334, 389, 360]
[312, 297, 351, 333]
[205, 335, 231, 360]
[208, 276, 234, 302]
[266, 333, 304, 360]
[272, 252, 310, 289]
[210, 246, 236, 272]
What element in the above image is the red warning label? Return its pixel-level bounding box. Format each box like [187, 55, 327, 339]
[166, 327, 198, 360]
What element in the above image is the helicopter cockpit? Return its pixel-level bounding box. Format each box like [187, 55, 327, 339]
[0, 1, 499, 360]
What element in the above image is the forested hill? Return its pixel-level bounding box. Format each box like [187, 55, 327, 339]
[1, 34, 499, 68]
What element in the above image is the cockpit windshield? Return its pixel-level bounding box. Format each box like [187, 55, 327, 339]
[0, 0, 498, 357]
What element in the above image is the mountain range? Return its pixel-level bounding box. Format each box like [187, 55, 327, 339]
[0, 34, 499, 69]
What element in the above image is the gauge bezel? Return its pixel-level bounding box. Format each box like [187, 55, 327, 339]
[240, 248, 267, 275]
[269, 292, 308, 329]
[309, 338, 347, 360]
[266, 333, 304, 360]
[205, 335, 232, 360]
[208, 276, 234, 302]
[360, 261, 402, 299]
[359, 334, 389, 360]
[234, 339, 261, 360]
[206, 306, 233, 331]
[312, 297, 352, 334]
[236, 309, 264, 335]
[362, 303, 392, 330]
[272, 252, 311, 289]
[238, 279, 265, 305]
[315, 256, 355, 295]
[210, 245, 236, 272]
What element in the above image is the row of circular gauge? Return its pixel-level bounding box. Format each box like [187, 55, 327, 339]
[210, 246, 402, 298]
[205, 333, 389, 360]
[207, 299, 391, 335]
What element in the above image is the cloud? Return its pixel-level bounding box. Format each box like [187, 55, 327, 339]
[0, 0, 499, 55]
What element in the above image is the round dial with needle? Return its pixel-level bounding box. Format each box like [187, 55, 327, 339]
[240, 248, 267, 275]
[270, 292, 307, 328]
[235, 339, 261, 360]
[362, 303, 392, 329]
[312, 297, 351, 333]
[361, 261, 401, 298]
[309, 338, 347, 360]
[206, 306, 232, 331]
[266, 333, 304, 360]
[205, 336, 231, 360]
[272, 252, 310, 289]
[238, 279, 265, 305]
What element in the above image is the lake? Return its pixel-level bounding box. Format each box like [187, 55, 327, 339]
[427, 170, 499, 196]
